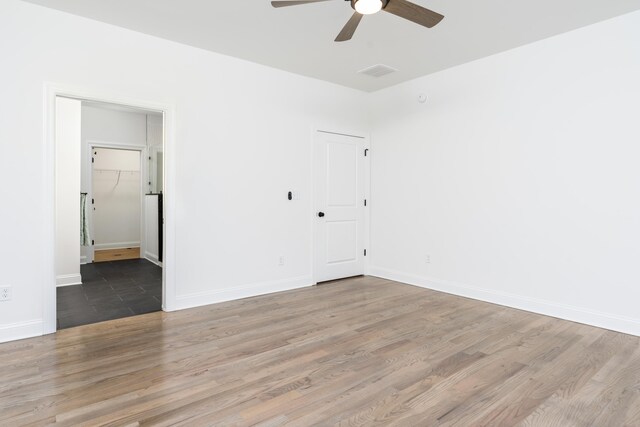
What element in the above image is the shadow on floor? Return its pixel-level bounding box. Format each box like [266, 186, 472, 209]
[57, 259, 162, 330]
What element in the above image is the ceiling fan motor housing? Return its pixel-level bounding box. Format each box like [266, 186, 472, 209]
[350, 0, 390, 12]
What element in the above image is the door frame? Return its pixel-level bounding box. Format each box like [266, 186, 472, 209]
[86, 142, 148, 265]
[311, 127, 371, 285]
[43, 82, 178, 335]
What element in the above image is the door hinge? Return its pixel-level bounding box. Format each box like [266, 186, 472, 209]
[364, 149, 369, 157]
[364, 199, 367, 207]
[91, 157, 94, 163]
[91, 198, 94, 204]
[91, 240, 94, 245]
[364, 249, 367, 256]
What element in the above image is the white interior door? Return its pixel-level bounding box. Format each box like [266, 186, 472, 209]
[315, 131, 367, 283]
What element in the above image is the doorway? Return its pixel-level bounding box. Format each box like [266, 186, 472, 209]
[314, 130, 369, 283]
[54, 97, 166, 329]
[91, 147, 142, 262]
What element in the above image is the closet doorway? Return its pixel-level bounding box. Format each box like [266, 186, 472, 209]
[91, 147, 142, 262]
[54, 97, 165, 330]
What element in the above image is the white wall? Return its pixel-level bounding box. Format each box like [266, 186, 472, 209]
[82, 105, 148, 146]
[54, 97, 82, 287]
[3, 0, 637, 343]
[369, 11, 640, 335]
[0, 0, 368, 342]
[92, 148, 141, 250]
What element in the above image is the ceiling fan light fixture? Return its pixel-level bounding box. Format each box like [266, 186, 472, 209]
[354, 0, 383, 15]
[272, 0, 444, 43]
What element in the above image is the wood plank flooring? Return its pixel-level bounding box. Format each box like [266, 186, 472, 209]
[94, 247, 141, 262]
[1, 276, 639, 426]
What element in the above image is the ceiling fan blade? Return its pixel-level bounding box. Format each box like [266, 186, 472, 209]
[271, 0, 334, 8]
[335, 12, 363, 42]
[383, 0, 444, 28]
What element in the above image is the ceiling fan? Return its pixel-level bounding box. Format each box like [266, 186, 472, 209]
[271, 0, 444, 42]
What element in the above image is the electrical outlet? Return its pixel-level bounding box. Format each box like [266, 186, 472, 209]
[425, 255, 431, 264]
[0, 286, 11, 301]
[278, 256, 285, 266]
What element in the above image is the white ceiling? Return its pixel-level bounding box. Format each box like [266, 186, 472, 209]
[23, 0, 640, 92]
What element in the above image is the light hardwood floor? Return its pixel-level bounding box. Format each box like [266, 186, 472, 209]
[94, 247, 141, 262]
[1, 276, 639, 426]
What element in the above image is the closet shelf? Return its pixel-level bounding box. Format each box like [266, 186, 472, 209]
[93, 168, 140, 173]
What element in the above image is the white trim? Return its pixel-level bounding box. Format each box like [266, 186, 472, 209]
[44, 82, 176, 337]
[80, 255, 89, 265]
[311, 126, 370, 284]
[144, 254, 163, 268]
[94, 242, 141, 250]
[43, 85, 57, 336]
[369, 266, 640, 337]
[87, 140, 148, 264]
[174, 276, 313, 311]
[56, 274, 82, 287]
[0, 320, 44, 344]
[363, 137, 371, 277]
[317, 130, 366, 139]
[86, 139, 146, 149]
[163, 101, 176, 312]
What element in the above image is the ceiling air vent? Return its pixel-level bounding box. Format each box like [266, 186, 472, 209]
[358, 64, 398, 78]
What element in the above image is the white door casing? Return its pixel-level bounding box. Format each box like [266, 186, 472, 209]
[44, 83, 175, 335]
[91, 147, 144, 254]
[85, 141, 149, 263]
[314, 131, 367, 283]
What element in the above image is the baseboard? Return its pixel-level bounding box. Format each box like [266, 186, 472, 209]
[80, 255, 89, 265]
[145, 259, 163, 267]
[56, 273, 82, 287]
[174, 275, 313, 311]
[94, 242, 140, 250]
[0, 319, 43, 344]
[144, 253, 162, 267]
[369, 266, 640, 337]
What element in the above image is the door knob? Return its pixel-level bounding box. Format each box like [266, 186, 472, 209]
[318, 212, 325, 218]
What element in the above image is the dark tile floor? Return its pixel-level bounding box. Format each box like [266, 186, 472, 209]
[57, 259, 162, 330]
